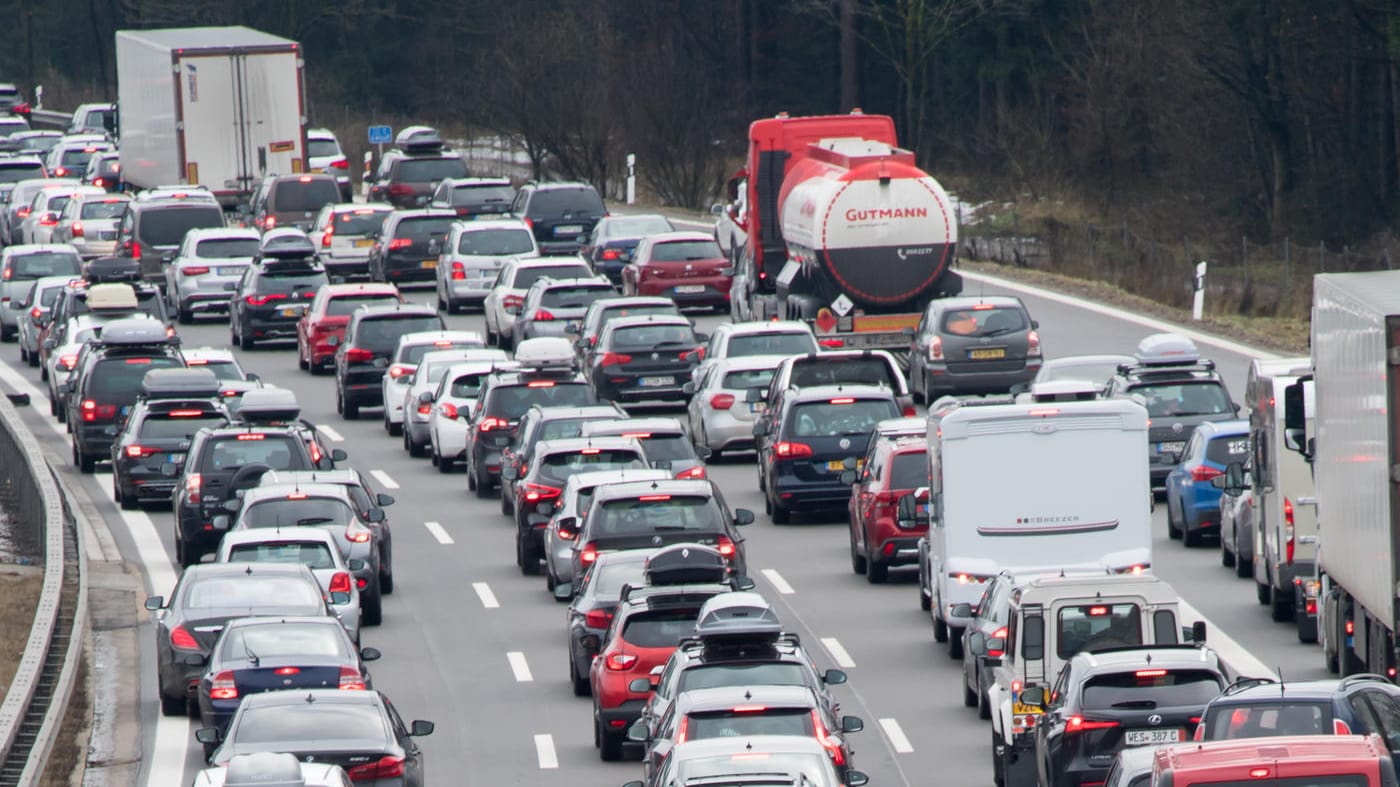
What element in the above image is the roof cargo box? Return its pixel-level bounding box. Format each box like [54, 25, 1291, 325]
[84, 282, 139, 310]
[395, 125, 444, 153]
[694, 592, 782, 643]
[85, 257, 142, 285]
[140, 368, 219, 399]
[645, 543, 728, 586]
[512, 337, 578, 371]
[233, 388, 301, 423]
[1133, 333, 1200, 366]
[222, 752, 306, 787]
[98, 317, 172, 345]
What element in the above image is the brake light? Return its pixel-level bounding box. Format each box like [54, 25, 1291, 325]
[347, 755, 404, 781]
[439, 402, 458, 419]
[331, 158, 349, 170]
[451, 261, 465, 280]
[345, 347, 374, 363]
[417, 403, 432, 415]
[522, 482, 562, 503]
[388, 364, 413, 379]
[29, 307, 40, 319]
[812, 710, 845, 765]
[328, 571, 353, 594]
[170, 625, 199, 650]
[1285, 497, 1295, 563]
[527, 380, 555, 388]
[1136, 669, 1168, 677]
[709, 393, 735, 410]
[125, 445, 152, 458]
[209, 670, 238, 700]
[580, 542, 598, 565]
[773, 441, 813, 459]
[988, 627, 1008, 658]
[928, 336, 944, 361]
[321, 227, 333, 248]
[715, 535, 736, 558]
[129, 241, 141, 260]
[1335, 719, 1353, 734]
[606, 652, 639, 671]
[1088, 605, 1108, 615]
[38, 214, 56, 226]
[81, 399, 117, 422]
[1251, 769, 1272, 779]
[184, 473, 201, 503]
[14, 207, 29, 219]
[244, 294, 287, 306]
[388, 184, 414, 197]
[338, 665, 366, 690]
[181, 266, 210, 276]
[675, 465, 706, 480]
[262, 216, 277, 230]
[818, 338, 844, 348]
[58, 353, 77, 370]
[830, 397, 855, 405]
[1066, 716, 1119, 733]
[639, 495, 672, 501]
[70, 220, 83, 237]
[676, 716, 688, 744]
[599, 248, 622, 261]
[235, 434, 266, 442]
[532, 309, 555, 321]
[387, 238, 412, 251]
[52, 167, 67, 177]
[1027, 330, 1041, 356]
[1191, 465, 1224, 483]
[478, 416, 508, 433]
[584, 609, 613, 628]
[502, 294, 525, 311]
[274, 667, 300, 676]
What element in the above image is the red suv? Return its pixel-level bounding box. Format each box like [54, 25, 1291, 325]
[621, 231, 731, 312]
[296, 283, 402, 373]
[848, 434, 929, 583]
[1151, 733, 1398, 787]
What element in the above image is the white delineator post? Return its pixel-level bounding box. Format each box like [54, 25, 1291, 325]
[626, 153, 636, 205]
[1192, 261, 1208, 321]
[362, 151, 372, 197]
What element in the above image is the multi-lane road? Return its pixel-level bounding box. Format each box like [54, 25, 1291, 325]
[0, 266, 1323, 787]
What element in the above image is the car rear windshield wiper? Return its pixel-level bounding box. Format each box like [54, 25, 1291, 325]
[652, 340, 693, 349]
[1110, 699, 1158, 709]
[296, 516, 335, 526]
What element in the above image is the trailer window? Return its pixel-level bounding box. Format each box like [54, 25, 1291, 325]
[1058, 604, 1142, 657]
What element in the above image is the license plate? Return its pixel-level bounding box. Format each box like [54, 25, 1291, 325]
[675, 285, 705, 294]
[1158, 441, 1186, 454]
[98, 230, 116, 240]
[167, 453, 185, 464]
[1012, 702, 1042, 716]
[282, 307, 302, 317]
[354, 238, 373, 248]
[826, 460, 847, 471]
[969, 348, 1006, 360]
[555, 225, 584, 236]
[216, 266, 242, 275]
[748, 402, 762, 413]
[1125, 729, 1184, 746]
[311, 167, 326, 174]
[639, 376, 674, 387]
[421, 260, 437, 269]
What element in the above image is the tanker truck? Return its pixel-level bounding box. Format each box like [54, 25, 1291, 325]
[725, 111, 961, 354]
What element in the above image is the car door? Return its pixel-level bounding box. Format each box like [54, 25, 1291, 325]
[383, 696, 425, 784]
[1357, 690, 1400, 772]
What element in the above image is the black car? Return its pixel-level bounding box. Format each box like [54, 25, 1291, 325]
[427, 176, 514, 218]
[144, 563, 333, 717]
[586, 314, 706, 404]
[110, 368, 229, 509]
[230, 235, 328, 349]
[579, 215, 676, 286]
[1025, 646, 1227, 787]
[366, 209, 457, 284]
[334, 304, 445, 419]
[1197, 674, 1400, 741]
[571, 296, 681, 360]
[498, 403, 629, 514]
[365, 125, 468, 209]
[464, 365, 597, 497]
[199, 689, 434, 782]
[115, 193, 226, 284]
[510, 181, 608, 256]
[65, 317, 184, 473]
[567, 550, 656, 696]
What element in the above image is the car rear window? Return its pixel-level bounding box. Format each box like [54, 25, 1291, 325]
[334, 209, 389, 236]
[485, 382, 593, 419]
[621, 607, 703, 648]
[37, 284, 64, 307]
[516, 265, 591, 289]
[243, 497, 354, 528]
[1204, 702, 1331, 740]
[397, 158, 468, 183]
[8, 252, 80, 279]
[538, 417, 609, 441]
[87, 356, 182, 398]
[1058, 603, 1143, 657]
[270, 180, 340, 214]
[610, 324, 696, 350]
[399, 340, 476, 365]
[184, 575, 323, 610]
[394, 216, 455, 243]
[138, 206, 225, 247]
[307, 139, 341, 158]
[678, 663, 809, 692]
[195, 238, 258, 258]
[220, 623, 348, 660]
[593, 563, 648, 596]
[789, 357, 897, 390]
[352, 316, 444, 353]
[604, 217, 673, 238]
[61, 147, 105, 168]
[787, 399, 899, 438]
[539, 449, 645, 482]
[1206, 434, 1251, 465]
[457, 228, 534, 255]
[1080, 669, 1224, 710]
[530, 189, 605, 216]
[539, 285, 609, 310]
[327, 294, 399, 317]
[0, 164, 44, 183]
[941, 306, 1028, 337]
[449, 184, 514, 209]
[256, 271, 328, 294]
[448, 372, 488, 398]
[233, 704, 385, 745]
[592, 495, 721, 534]
[1134, 382, 1235, 418]
[687, 707, 815, 740]
[649, 240, 723, 262]
[138, 413, 227, 440]
[727, 332, 816, 358]
[722, 368, 776, 391]
[227, 541, 338, 570]
[890, 451, 929, 489]
[80, 199, 129, 220]
[201, 435, 304, 472]
[195, 361, 242, 381]
[636, 434, 693, 462]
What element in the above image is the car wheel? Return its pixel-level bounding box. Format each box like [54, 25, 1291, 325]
[1256, 578, 1272, 606]
[933, 614, 949, 643]
[48, 390, 58, 416]
[849, 530, 867, 575]
[597, 720, 623, 762]
[1234, 540, 1253, 578]
[570, 653, 590, 697]
[978, 678, 992, 720]
[239, 325, 254, 351]
[1183, 516, 1204, 547]
[178, 302, 193, 325]
[384, 411, 401, 436]
[948, 626, 965, 660]
[438, 452, 453, 473]
[1166, 495, 1183, 540]
[362, 582, 384, 626]
[474, 468, 493, 498]
[866, 548, 889, 584]
[160, 691, 187, 717]
[770, 497, 790, 525]
[963, 672, 978, 708]
[1220, 533, 1235, 567]
[1271, 583, 1294, 622]
[516, 530, 541, 576]
[298, 344, 309, 370]
[991, 730, 1006, 787]
[466, 463, 476, 490]
[117, 483, 136, 511]
[74, 442, 95, 474]
[341, 392, 359, 420]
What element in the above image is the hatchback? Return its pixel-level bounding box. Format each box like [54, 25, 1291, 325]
[333, 305, 446, 419]
[433, 218, 538, 313]
[425, 359, 507, 471]
[0, 244, 82, 339]
[366, 126, 468, 209]
[367, 209, 457, 284]
[580, 214, 674, 285]
[622, 231, 731, 311]
[847, 434, 928, 582]
[427, 176, 514, 219]
[685, 356, 781, 458]
[483, 256, 592, 349]
[309, 203, 393, 280]
[907, 295, 1042, 401]
[51, 191, 131, 259]
[586, 314, 706, 404]
[510, 181, 607, 256]
[229, 252, 328, 349]
[379, 330, 486, 437]
[1195, 675, 1400, 743]
[295, 283, 403, 373]
[305, 128, 352, 200]
[250, 174, 342, 234]
[514, 276, 615, 342]
[1165, 420, 1251, 546]
[116, 194, 227, 283]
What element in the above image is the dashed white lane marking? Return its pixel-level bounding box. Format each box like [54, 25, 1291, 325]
[368, 469, 400, 489]
[879, 718, 915, 754]
[534, 734, 558, 769]
[424, 521, 454, 545]
[472, 581, 499, 609]
[820, 637, 856, 669]
[316, 424, 344, 442]
[761, 568, 794, 595]
[507, 651, 533, 682]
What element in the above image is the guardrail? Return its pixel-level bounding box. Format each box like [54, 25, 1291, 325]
[0, 393, 86, 786]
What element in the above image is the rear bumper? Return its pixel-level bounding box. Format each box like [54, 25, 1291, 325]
[382, 255, 438, 282]
[772, 474, 853, 509]
[539, 241, 584, 256]
[922, 359, 1040, 396]
[873, 534, 923, 566]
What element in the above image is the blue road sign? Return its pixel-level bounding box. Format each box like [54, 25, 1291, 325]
[368, 125, 392, 145]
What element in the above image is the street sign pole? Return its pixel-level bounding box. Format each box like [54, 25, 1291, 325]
[366, 125, 392, 200]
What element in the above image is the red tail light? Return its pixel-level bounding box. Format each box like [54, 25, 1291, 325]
[451, 261, 465, 280]
[715, 535, 736, 558]
[181, 266, 210, 276]
[988, 627, 1008, 658]
[244, 294, 287, 306]
[600, 352, 632, 367]
[262, 216, 277, 230]
[38, 214, 57, 227]
[1066, 716, 1119, 733]
[209, 670, 238, 700]
[345, 347, 374, 363]
[170, 625, 200, 650]
[478, 416, 508, 433]
[1191, 465, 1223, 483]
[71, 221, 84, 237]
[817, 338, 845, 348]
[580, 541, 599, 565]
[522, 482, 562, 504]
[387, 238, 412, 251]
[330, 158, 349, 170]
[338, 666, 366, 690]
[812, 710, 845, 765]
[388, 364, 413, 379]
[417, 402, 432, 415]
[440, 402, 458, 419]
[81, 399, 118, 422]
[347, 755, 404, 781]
[185, 473, 202, 504]
[328, 571, 353, 594]
[675, 465, 706, 480]
[29, 306, 40, 319]
[502, 294, 525, 311]
[129, 241, 141, 260]
[773, 441, 813, 459]
[58, 353, 78, 370]
[676, 716, 689, 744]
[601, 249, 621, 260]
[522, 216, 533, 229]
[927, 336, 944, 361]
[1335, 719, 1352, 735]
[51, 167, 67, 177]
[584, 609, 613, 629]
[1284, 497, 1295, 563]
[709, 393, 735, 410]
[14, 207, 29, 219]
[606, 652, 638, 671]
[1027, 330, 1041, 356]
[345, 526, 371, 544]
[388, 184, 414, 197]
[125, 445, 156, 458]
[532, 309, 555, 321]
[321, 228, 333, 248]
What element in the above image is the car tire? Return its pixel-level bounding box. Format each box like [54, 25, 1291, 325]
[991, 730, 1006, 787]
[341, 392, 359, 420]
[298, 345, 309, 370]
[1183, 517, 1204, 547]
[1220, 535, 1235, 568]
[571, 654, 590, 697]
[117, 483, 136, 511]
[948, 626, 965, 660]
[239, 326, 254, 351]
[978, 679, 992, 720]
[849, 531, 867, 575]
[598, 721, 623, 762]
[74, 441, 95, 474]
[474, 468, 493, 498]
[1271, 584, 1294, 622]
[178, 302, 193, 325]
[963, 674, 978, 708]
[466, 464, 476, 490]
[1256, 578, 1271, 606]
[933, 614, 949, 643]
[384, 411, 402, 437]
[438, 453, 453, 473]
[27, 349, 38, 368]
[516, 530, 541, 576]
[1166, 496, 1183, 540]
[160, 691, 187, 718]
[362, 582, 383, 627]
[1234, 543, 1253, 579]
[770, 498, 790, 525]
[866, 550, 889, 584]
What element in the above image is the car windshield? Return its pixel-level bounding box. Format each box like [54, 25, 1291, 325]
[60, 147, 105, 168]
[637, 434, 693, 462]
[532, 189, 604, 215]
[353, 317, 443, 353]
[219, 623, 348, 661]
[88, 357, 183, 397]
[486, 382, 593, 419]
[539, 449, 645, 483]
[190, 360, 243, 381]
[400, 340, 478, 365]
[727, 332, 816, 358]
[9, 252, 80, 279]
[539, 417, 610, 441]
[195, 238, 259, 259]
[603, 216, 673, 238]
[890, 451, 929, 489]
[270, 181, 340, 214]
[1081, 669, 1224, 710]
[1037, 360, 1122, 386]
[327, 295, 399, 317]
[242, 497, 355, 528]
[1205, 702, 1331, 739]
[941, 306, 1028, 337]
[541, 285, 612, 310]
[788, 399, 899, 438]
[649, 240, 722, 262]
[183, 575, 322, 609]
[202, 435, 304, 472]
[621, 607, 704, 648]
[591, 495, 720, 534]
[516, 265, 590, 289]
[722, 368, 775, 391]
[678, 663, 809, 692]
[138, 207, 225, 246]
[789, 357, 897, 390]
[687, 707, 815, 740]
[610, 324, 696, 350]
[227, 541, 338, 570]
[334, 210, 389, 236]
[231, 703, 386, 745]
[138, 413, 227, 440]
[307, 139, 341, 158]
[458, 228, 533, 255]
[448, 372, 488, 398]
[1058, 603, 1143, 657]
[591, 561, 649, 596]
[80, 199, 128, 220]
[395, 217, 455, 243]
[1135, 382, 1234, 418]
[449, 184, 514, 209]
[397, 158, 468, 182]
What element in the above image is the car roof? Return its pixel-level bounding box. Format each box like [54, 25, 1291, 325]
[182, 562, 316, 580]
[242, 483, 352, 505]
[395, 329, 483, 346]
[1211, 678, 1361, 702]
[1155, 734, 1388, 772]
[604, 314, 693, 331]
[589, 296, 676, 311]
[222, 615, 346, 631]
[563, 468, 672, 491]
[514, 256, 585, 270]
[1070, 645, 1221, 671]
[581, 417, 684, 436]
[591, 479, 714, 503]
[643, 230, 715, 245]
[1042, 354, 1135, 369]
[787, 384, 896, 403]
[532, 436, 642, 457]
[220, 527, 340, 548]
[528, 404, 624, 420]
[4, 243, 80, 256]
[1196, 419, 1250, 437]
[671, 734, 830, 761]
[261, 469, 362, 487]
[721, 320, 813, 336]
[441, 176, 512, 187]
[455, 218, 528, 231]
[931, 295, 1025, 310]
[386, 208, 457, 220]
[708, 356, 791, 374]
[235, 688, 382, 710]
[675, 684, 818, 713]
[306, 128, 338, 140]
[351, 303, 438, 320]
[531, 276, 612, 291]
[323, 282, 399, 297]
[328, 202, 392, 214]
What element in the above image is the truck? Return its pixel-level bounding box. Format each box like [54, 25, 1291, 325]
[723, 111, 961, 356]
[115, 26, 308, 209]
[1282, 271, 1400, 677]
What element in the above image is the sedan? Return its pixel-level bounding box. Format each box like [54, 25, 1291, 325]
[621, 231, 731, 311]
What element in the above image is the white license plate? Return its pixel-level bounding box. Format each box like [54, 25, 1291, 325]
[216, 266, 242, 275]
[1125, 729, 1183, 746]
[639, 376, 674, 388]
[1157, 441, 1186, 454]
[555, 225, 584, 235]
[167, 453, 186, 463]
[675, 285, 705, 294]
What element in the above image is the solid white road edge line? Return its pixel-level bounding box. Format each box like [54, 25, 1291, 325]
[507, 651, 533, 682]
[820, 637, 856, 669]
[472, 581, 499, 609]
[878, 718, 915, 754]
[1178, 599, 1275, 679]
[316, 424, 344, 442]
[761, 568, 794, 595]
[424, 521, 454, 545]
[534, 734, 559, 769]
[368, 469, 400, 490]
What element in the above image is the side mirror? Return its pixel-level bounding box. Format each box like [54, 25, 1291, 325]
[1223, 461, 1246, 495]
[1031, 319, 1040, 329]
[331, 449, 348, 462]
[1283, 378, 1312, 459]
[1210, 475, 1228, 489]
[626, 720, 650, 743]
[682, 381, 696, 395]
[841, 715, 865, 734]
[365, 508, 385, 523]
[502, 464, 519, 481]
[348, 558, 368, 571]
[897, 489, 931, 528]
[735, 576, 756, 591]
[553, 581, 574, 601]
[418, 391, 434, 404]
[183, 652, 207, 667]
[733, 508, 754, 525]
[326, 335, 341, 347]
[823, 669, 848, 685]
[628, 678, 652, 694]
[694, 332, 710, 343]
[1020, 686, 1048, 710]
[144, 596, 164, 611]
[245, 372, 259, 382]
[694, 446, 712, 461]
[376, 493, 395, 507]
[901, 326, 916, 338]
[360, 647, 381, 662]
[410, 720, 435, 737]
[564, 322, 581, 335]
[751, 422, 767, 438]
[968, 631, 987, 656]
[1191, 620, 1208, 643]
[745, 388, 764, 403]
[194, 727, 221, 745]
[211, 514, 230, 530]
[710, 203, 725, 216]
[950, 602, 973, 618]
[846, 771, 869, 787]
[222, 499, 241, 513]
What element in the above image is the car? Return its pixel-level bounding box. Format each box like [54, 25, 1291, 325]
[44, 316, 105, 416]
[547, 469, 671, 599]
[191, 751, 352, 787]
[424, 358, 510, 471]
[693, 320, 820, 384]
[1023, 645, 1227, 787]
[514, 275, 616, 342]
[433, 217, 538, 313]
[565, 549, 657, 694]
[755, 385, 902, 524]
[305, 128, 352, 200]
[309, 203, 393, 280]
[0, 159, 47, 211]
[144, 563, 334, 717]
[66, 103, 115, 136]
[6, 132, 58, 156]
[3, 178, 77, 246]
[589, 549, 746, 760]
[1151, 734, 1398, 787]
[570, 295, 681, 360]
[579, 213, 675, 286]
[295, 282, 403, 374]
[427, 176, 514, 219]
[109, 368, 229, 509]
[40, 279, 155, 384]
[621, 231, 732, 311]
[365, 125, 468, 209]
[182, 347, 256, 384]
[64, 317, 184, 472]
[50, 190, 131, 259]
[847, 432, 928, 583]
[1101, 744, 1160, 787]
[510, 180, 607, 256]
[0, 83, 27, 115]
[398, 348, 502, 454]
[228, 482, 388, 625]
[0, 115, 28, 138]
[229, 243, 327, 349]
[507, 436, 649, 575]
[365, 208, 456, 285]
[571, 479, 753, 590]
[15, 274, 75, 367]
[685, 357, 782, 459]
[331, 305, 447, 419]
[260, 468, 399, 595]
[137, 185, 220, 205]
[1164, 419, 1251, 546]
[1195, 675, 1400, 742]
[586, 314, 706, 404]
[22, 185, 105, 245]
[81, 150, 123, 192]
[115, 191, 227, 284]
[483, 256, 592, 349]
[163, 228, 261, 323]
[498, 403, 630, 509]
[249, 173, 342, 234]
[756, 350, 915, 436]
[958, 571, 1035, 720]
[194, 617, 378, 735]
[1107, 333, 1241, 489]
[463, 362, 597, 495]
[1218, 462, 1255, 577]
[43, 135, 113, 180]
[0, 244, 82, 340]
[1027, 353, 1135, 393]
[906, 294, 1043, 401]
[581, 416, 708, 479]
[378, 330, 485, 435]
[625, 735, 865, 787]
[215, 528, 365, 645]
[198, 689, 434, 784]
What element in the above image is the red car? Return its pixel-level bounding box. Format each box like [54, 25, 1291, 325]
[848, 434, 929, 583]
[620, 231, 731, 311]
[296, 283, 402, 373]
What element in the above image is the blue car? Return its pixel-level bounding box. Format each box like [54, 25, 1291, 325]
[1165, 419, 1251, 546]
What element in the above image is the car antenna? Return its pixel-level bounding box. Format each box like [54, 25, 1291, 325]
[304, 692, 316, 704]
[1277, 667, 1284, 694]
[1144, 652, 1152, 665]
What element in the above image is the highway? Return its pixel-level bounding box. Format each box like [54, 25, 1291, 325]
[0, 267, 1326, 787]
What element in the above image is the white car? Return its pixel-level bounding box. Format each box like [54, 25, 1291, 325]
[50, 190, 131, 258]
[542, 468, 671, 597]
[192, 752, 352, 787]
[401, 347, 507, 457]
[163, 227, 261, 323]
[380, 330, 486, 437]
[691, 320, 819, 384]
[434, 218, 539, 313]
[306, 128, 352, 199]
[685, 355, 785, 458]
[482, 257, 592, 350]
[183, 346, 258, 385]
[17, 274, 78, 367]
[427, 360, 506, 471]
[215, 528, 363, 645]
[309, 203, 392, 280]
[22, 186, 101, 245]
[45, 318, 101, 419]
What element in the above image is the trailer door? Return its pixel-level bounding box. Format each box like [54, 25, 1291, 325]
[237, 50, 306, 190]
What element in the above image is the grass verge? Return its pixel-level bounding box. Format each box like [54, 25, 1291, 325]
[0, 570, 44, 691]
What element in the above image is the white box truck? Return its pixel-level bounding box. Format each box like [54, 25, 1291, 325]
[115, 26, 307, 208]
[1284, 271, 1400, 676]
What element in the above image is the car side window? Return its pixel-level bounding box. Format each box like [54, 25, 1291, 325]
[1361, 691, 1400, 750]
[1048, 663, 1073, 708]
[1350, 693, 1384, 735]
[383, 697, 410, 740]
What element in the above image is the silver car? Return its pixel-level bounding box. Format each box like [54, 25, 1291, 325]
[381, 330, 487, 438]
[3, 178, 80, 246]
[482, 256, 592, 349]
[23, 185, 104, 245]
[434, 218, 538, 313]
[45, 317, 101, 419]
[16, 274, 76, 367]
[0, 244, 82, 340]
[306, 128, 352, 200]
[164, 228, 261, 323]
[309, 203, 392, 280]
[690, 319, 819, 385]
[543, 468, 671, 596]
[685, 355, 785, 458]
[51, 190, 130, 258]
[43, 135, 112, 180]
[215, 528, 363, 645]
[400, 348, 507, 457]
[514, 276, 615, 342]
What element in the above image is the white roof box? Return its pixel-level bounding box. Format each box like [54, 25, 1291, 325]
[694, 592, 782, 642]
[513, 337, 577, 370]
[1133, 333, 1200, 366]
[1028, 380, 1101, 402]
[220, 752, 305, 787]
[395, 125, 444, 152]
[85, 283, 138, 311]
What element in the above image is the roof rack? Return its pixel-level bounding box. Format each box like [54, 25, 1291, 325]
[139, 368, 220, 400]
[1127, 333, 1211, 370]
[92, 318, 174, 347]
[1339, 673, 1393, 688]
[618, 544, 727, 603]
[395, 125, 445, 153]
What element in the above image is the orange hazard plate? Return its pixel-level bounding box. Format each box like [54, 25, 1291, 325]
[852, 313, 922, 332]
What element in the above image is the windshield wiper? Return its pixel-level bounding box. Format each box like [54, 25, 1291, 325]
[243, 640, 260, 667]
[296, 516, 335, 526]
[1110, 699, 1158, 709]
[652, 340, 692, 349]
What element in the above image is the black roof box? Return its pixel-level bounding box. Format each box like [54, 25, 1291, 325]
[233, 388, 301, 423]
[140, 368, 219, 399]
[396, 125, 444, 153]
[694, 592, 782, 643]
[97, 318, 173, 346]
[85, 256, 142, 284]
[645, 543, 727, 586]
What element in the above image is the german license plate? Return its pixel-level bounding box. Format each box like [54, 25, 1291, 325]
[282, 307, 302, 317]
[421, 260, 437, 269]
[826, 460, 846, 471]
[167, 453, 185, 464]
[675, 285, 705, 294]
[1125, 729, 1183, 746]
[354, 239, 373, 248]
[639, 376, 674, 388]
[969, 348, 1006, 360]
[311, 167, 326, 174]
[555, 225, 584, 236]
[1157, 441, 1186, 454]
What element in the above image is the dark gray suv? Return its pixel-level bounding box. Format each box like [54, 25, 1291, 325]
[907, 295, 1042, 401]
